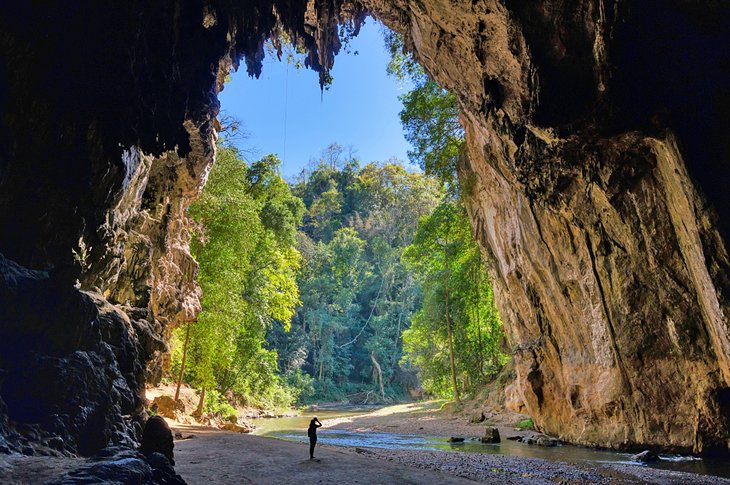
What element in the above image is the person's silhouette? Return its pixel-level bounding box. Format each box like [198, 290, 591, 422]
[308, 416, 322, 460]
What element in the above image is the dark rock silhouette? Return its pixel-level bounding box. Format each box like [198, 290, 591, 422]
[140, 416, 175, 466]
[632, 450, 660, 463]
[0, 253, 162, 455]
[50, 446, 185, 485]
[480, 427, 500, 444]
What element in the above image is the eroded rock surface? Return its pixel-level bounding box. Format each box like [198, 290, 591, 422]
[49, 446, 185, 485]
[364, 0, 730, 452]
[0, 253, 163, 455]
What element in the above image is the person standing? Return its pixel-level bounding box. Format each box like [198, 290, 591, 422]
[308, 416, 322, 460]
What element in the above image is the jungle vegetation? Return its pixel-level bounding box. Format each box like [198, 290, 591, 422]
[167, 30, 506, 412]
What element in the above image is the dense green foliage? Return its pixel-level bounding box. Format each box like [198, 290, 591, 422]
[268, 147, 442, 402]
[171, 145, 304, 410]
[384, 31, 464, 190]
[386, 29, 506, 399]
[167, 28, 507, 412]
[402, 200, 506, 399]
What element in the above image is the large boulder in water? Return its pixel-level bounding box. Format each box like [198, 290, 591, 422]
[480, 427, 501, 444]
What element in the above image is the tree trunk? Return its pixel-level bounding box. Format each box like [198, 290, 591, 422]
[175, 320, 192, 401]
[474, 266, 484, 378]
[370, 351, 385, 400]
[444, 284, 460, 402]
[194, 387, 206, 417]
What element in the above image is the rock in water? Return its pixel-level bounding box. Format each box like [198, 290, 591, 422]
[632, 450, 660, 463]
[140, 416, 175, 466]
[535, 436, 559, 447]
[481, 427, 501, 443]
[447, 437, 465, 443]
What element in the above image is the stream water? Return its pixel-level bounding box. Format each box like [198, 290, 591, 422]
[251, 406, 730, 479]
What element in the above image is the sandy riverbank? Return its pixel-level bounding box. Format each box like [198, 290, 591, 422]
[171, 423, 730, 485]
[319, 400, 537, 441]
[3, 401, 729, 484]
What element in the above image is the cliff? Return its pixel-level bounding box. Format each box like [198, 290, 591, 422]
[364, 0, 730, 452]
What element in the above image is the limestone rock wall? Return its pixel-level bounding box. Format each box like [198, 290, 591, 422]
[365, 0, 730, 452]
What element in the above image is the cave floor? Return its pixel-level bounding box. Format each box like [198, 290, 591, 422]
[172, 424, 730, 484]
[1, 426, 729, 484]
[174, 424, 474, 484]
[0, 453, 83, 484]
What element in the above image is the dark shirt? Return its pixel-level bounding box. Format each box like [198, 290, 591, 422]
[308, 421, 320, 438]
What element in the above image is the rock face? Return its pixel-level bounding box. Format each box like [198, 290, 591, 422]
[50, 446, 185, 485]
[364, 0, 730, 452]
[0, 254, 164, 455]
[0, 0, 728, 457]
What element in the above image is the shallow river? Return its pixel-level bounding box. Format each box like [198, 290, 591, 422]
[251, 407, 730, 479]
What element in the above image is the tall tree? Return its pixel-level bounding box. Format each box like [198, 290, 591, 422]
[172, 145, 304, 410]
[402, 200, 506, 399]
[384, 31, 464, 191]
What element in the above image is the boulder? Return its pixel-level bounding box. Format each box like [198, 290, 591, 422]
[521, 435, 560, 447]
[535, 436, 560, 447]
[152, 396, 185, 420]
[50, 446, 186, 485]
[139, 416, 175, 466]
[480, 427, 501, 444]
[631, 450, 660, 463]
[469, 412, 486, 424]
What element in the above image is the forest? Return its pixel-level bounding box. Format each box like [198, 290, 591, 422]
[167, 32, 507, 414]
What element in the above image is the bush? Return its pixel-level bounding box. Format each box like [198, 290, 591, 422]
[515, 418, 534, 430]
[204, 389, 238, 421]
[284, 368, 316, 404]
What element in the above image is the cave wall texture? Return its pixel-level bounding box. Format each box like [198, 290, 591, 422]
[0, 0, 728, 455]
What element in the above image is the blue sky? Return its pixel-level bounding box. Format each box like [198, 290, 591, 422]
[219, 19, 414, 179]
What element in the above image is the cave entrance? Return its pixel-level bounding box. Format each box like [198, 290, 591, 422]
[162, 18, 508, 420]
[218, 20, 414, 180]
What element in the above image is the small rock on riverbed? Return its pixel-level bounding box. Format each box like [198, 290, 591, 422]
[447, 437, 465, 443]
[469, 412, 486, 423]
[520, 435, 560, 447]
[631, 450, 660, 463]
